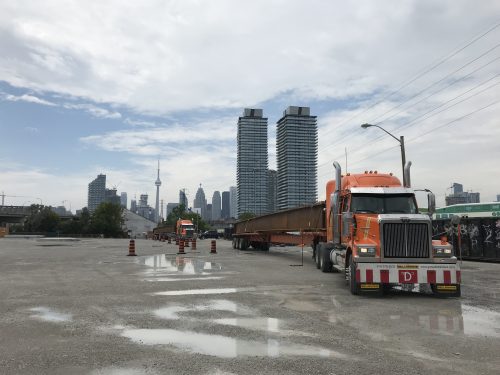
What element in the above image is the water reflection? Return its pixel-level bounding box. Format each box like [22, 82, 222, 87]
[154, 288, 249, 296]
[121, 328, 345, 359]
[154, 299, 245, 320]
[29, 307, 72, 322]
[138, 255, 222, 275]
[385, 303, 500, 338]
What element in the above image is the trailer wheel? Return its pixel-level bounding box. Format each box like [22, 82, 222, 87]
[320, 244, 333, 273]
[232, 238, 237, 249]
[314, 244, 321, 269]
[349, 256, 359, 295]
[241, 239, 249, 250]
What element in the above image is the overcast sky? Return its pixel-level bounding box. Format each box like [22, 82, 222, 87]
[0, 0, 499, 212]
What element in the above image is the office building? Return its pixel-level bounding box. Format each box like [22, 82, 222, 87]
[276, 106, 318, 210]
[179, 189, 188, 208]
[237, 108, 268, 217]
[445, 182, 480, 206]
[212, 191, 221, 220]
[194, 184, 208, 221]
[88, 174, 106, 213]
[167, 203, 179, 216]
[221, 191, 230, 219]
[229, 186, 237, 219]
[130, 199, 137, 213]
[267, 169, 277, 213]
[120, 192, 127, 208]
[105, 188, 121, 206]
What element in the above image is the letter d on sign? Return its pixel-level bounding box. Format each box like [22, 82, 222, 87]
[398, 270, 418, 283]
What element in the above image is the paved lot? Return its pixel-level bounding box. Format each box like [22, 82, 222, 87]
[0, 237, 499, 375]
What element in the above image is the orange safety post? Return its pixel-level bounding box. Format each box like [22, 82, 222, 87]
[178, 239, 185, 254]
[210, 240, 217, 254]
[191, 238, 197, 250]
[127, 239, 137, 256]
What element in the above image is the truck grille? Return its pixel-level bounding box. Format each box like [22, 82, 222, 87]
[382, 223, 430, 258]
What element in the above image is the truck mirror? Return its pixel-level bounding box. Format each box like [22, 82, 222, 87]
[427, 192, 436, 217]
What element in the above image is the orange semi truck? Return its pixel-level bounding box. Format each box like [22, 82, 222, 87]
[176, 219, 195, 240]
[233, 161, 460, 297]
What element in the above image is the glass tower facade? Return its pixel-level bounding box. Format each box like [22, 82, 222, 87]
[276, 106, 317, 210]
[237, 108, 268, 217]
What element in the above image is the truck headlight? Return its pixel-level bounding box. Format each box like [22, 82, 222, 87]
[433, 246, 452, 257]
[357, 246, 376, 257]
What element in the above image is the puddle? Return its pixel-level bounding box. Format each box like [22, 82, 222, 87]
[461, 304, 500, 338]
[383, 303, 500, 338]
[153, 288, 252, 296]
[121, 328, 346, 359]
[138, 255, 222, 275]
[29, 307, 72, 322]
[214, 318, 281, 333]
[89, 367, 157, 375]
[144, 276, 224, 282]
[155, 300, 250, 320]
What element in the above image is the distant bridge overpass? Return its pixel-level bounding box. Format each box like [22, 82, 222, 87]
[0, 206, 73, 224]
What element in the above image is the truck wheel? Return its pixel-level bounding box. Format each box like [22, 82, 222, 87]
[241, 239, 249, 250]
[232, 238, 237, 249]
[320, 245, 333, 273]
[314, 245, 321, 269]
[349, 256, 359, 295]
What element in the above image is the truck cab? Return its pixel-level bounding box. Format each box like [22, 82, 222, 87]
[321, 162, 459, 296]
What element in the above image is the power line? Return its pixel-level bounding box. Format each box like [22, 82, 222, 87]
[318, 19, 500, 144]
[324, 76, 500, 166]
[319, 43, 500, 157]
[337, 99, 500, 171]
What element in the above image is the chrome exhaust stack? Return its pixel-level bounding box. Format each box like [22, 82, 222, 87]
[404, 161, 412, 188]
[332, 161, 342, 246]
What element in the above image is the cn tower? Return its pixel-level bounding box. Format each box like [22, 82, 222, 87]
[154, 160, 161, 223]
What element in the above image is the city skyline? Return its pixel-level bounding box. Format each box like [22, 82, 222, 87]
[1, 2, 499, 210]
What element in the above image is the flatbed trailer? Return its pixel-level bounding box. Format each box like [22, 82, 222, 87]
[232, 202, 326, 250]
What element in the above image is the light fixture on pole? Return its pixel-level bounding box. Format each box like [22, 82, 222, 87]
[361, 123, 406, 186]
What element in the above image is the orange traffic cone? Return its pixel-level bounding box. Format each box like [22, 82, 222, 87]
[210, 240, 217, 254]
[127, 239, 137, 256]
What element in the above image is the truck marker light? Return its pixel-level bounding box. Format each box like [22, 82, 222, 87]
[360, 283, 379, 289]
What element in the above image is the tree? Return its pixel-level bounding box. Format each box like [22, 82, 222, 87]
[239, 212, 256, 221]
[23, 204, 60, 233]
[90, 202, 125, 238]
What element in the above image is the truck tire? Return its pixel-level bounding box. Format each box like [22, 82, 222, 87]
[320, 244, 333, 273]
[232, 238, 237, 249]
[314, 244, 321, 269]
[241, 239, 249, 250]
[349, 255, 359, 295]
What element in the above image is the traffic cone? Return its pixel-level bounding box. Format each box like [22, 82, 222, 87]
[210, 240, 217, 254]
[178, 239, 185, 254]
[127, 239, 137, 256]
[191, 238, 197, 250]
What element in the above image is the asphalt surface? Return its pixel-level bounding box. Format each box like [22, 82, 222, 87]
[0, 237, 499, 375]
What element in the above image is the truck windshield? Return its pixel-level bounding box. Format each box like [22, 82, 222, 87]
[350, 194, 417, 214]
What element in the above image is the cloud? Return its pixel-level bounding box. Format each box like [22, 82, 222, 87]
[24, 126, 39, 134]
[2, 93, 56, 106]
[63, 103, 122, 119]
[1, 1, 498, 115]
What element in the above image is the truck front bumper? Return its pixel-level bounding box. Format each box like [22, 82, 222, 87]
[355, 262, 461, 285]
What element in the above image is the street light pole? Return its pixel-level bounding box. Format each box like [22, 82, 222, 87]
[361, 123, 407, 187]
